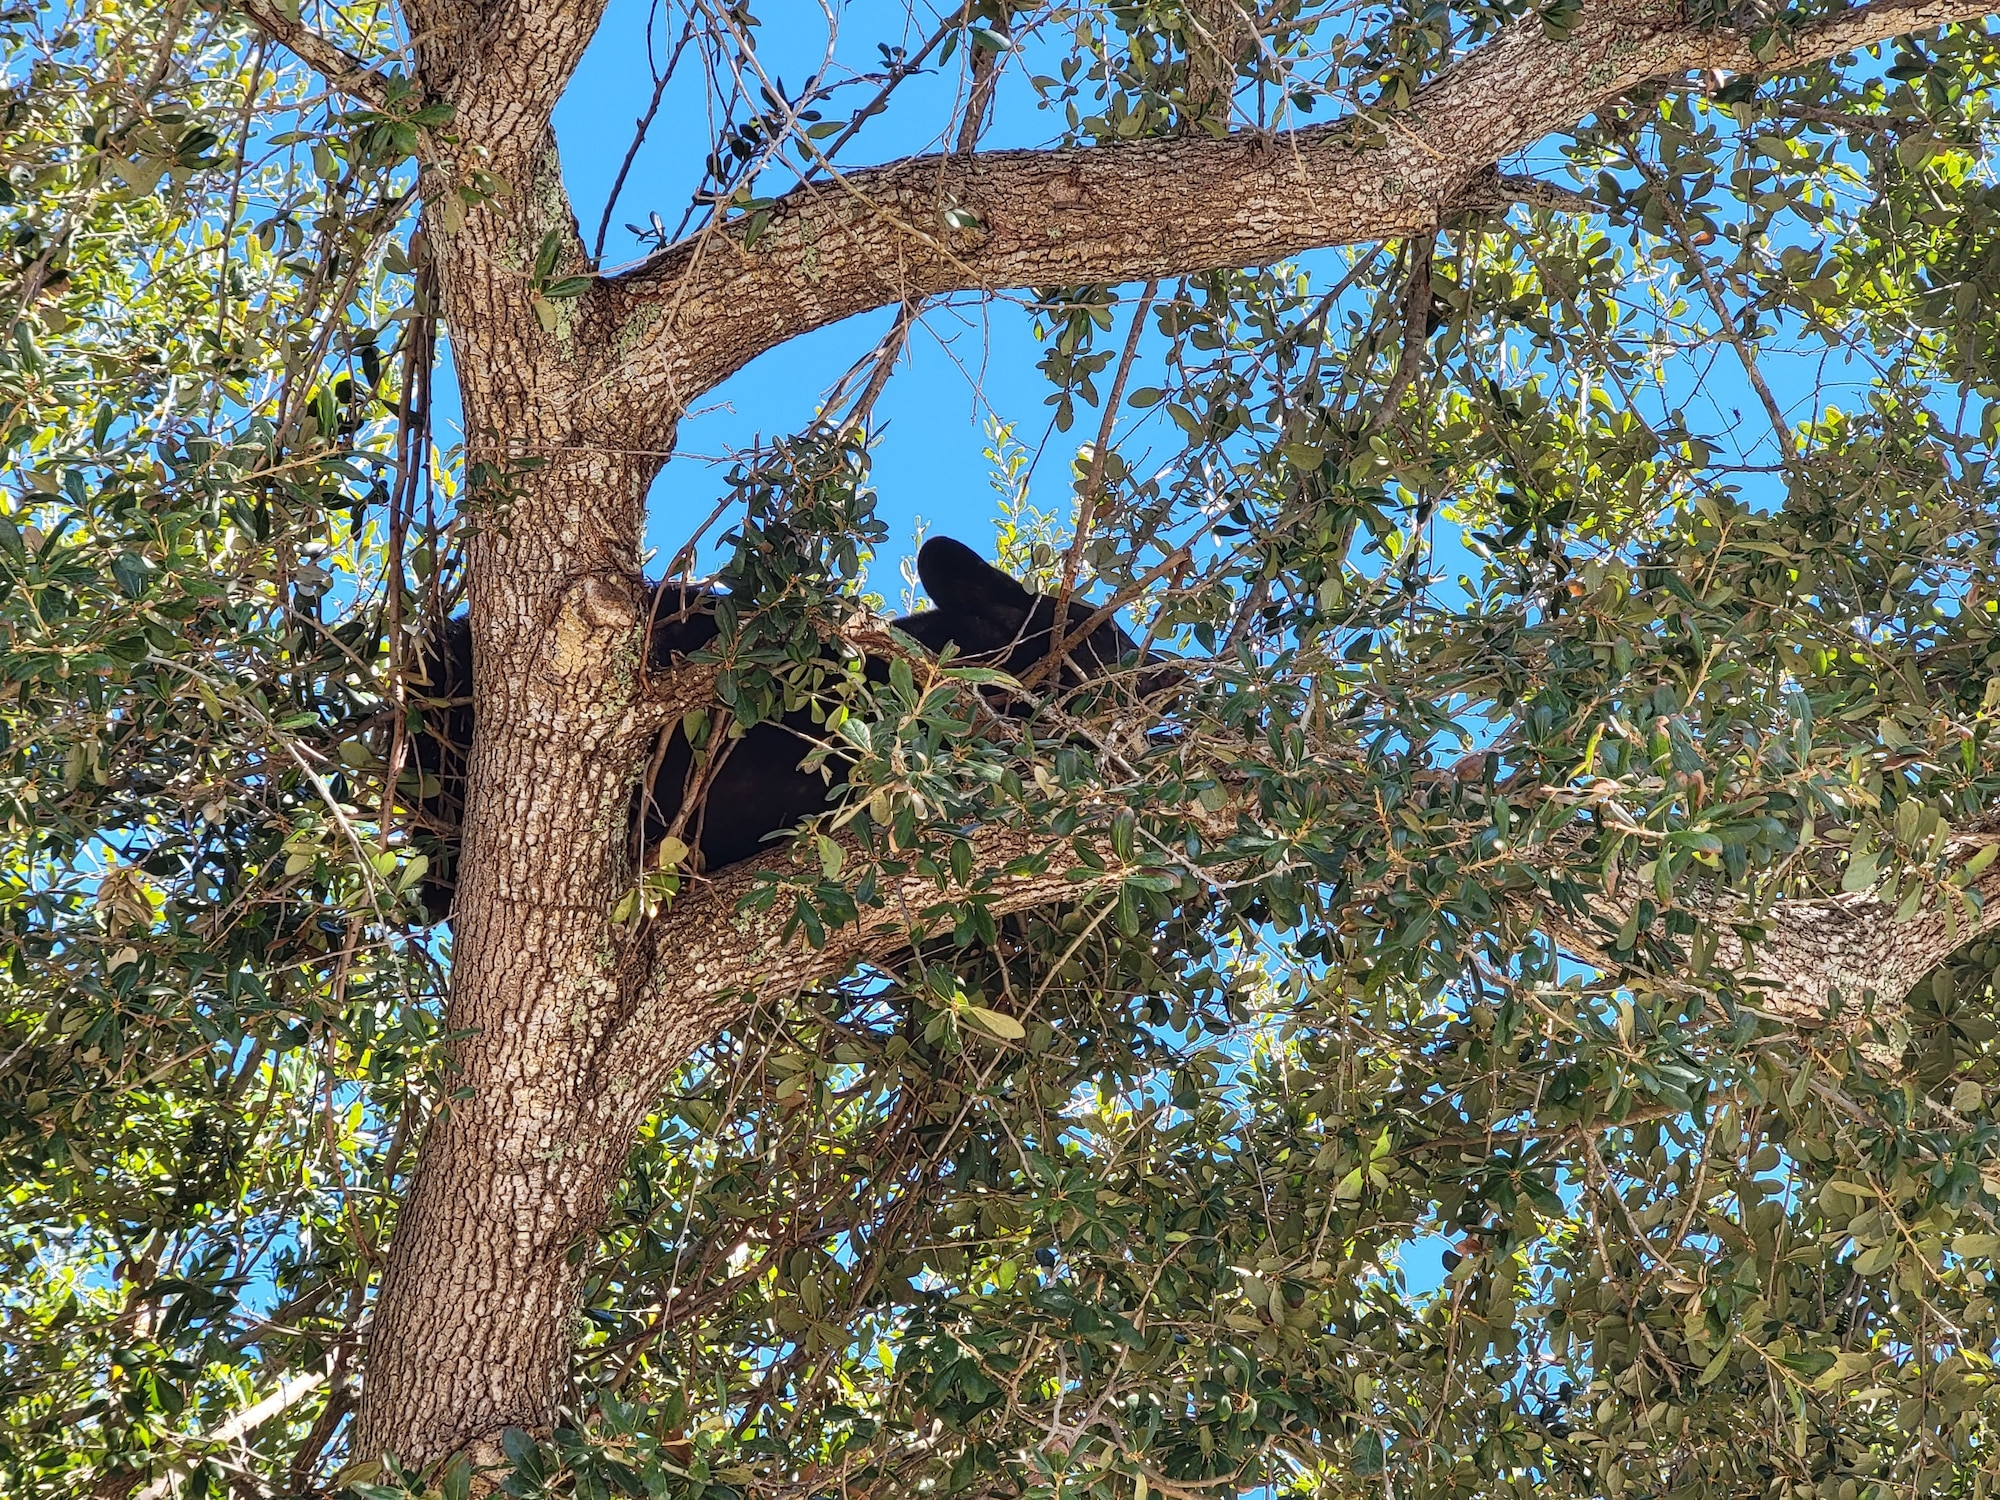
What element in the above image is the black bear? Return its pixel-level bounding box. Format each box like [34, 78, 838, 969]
[406, 536, 1176, 917]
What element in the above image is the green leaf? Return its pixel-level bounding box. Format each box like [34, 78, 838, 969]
[1959, 842, 1997, 884]
[939, 664, 1017, 685]
[530, 230, 562, 286]
[1110, 807, 1136, 862]
[1852, 1241, 1898, 1276]
[1697, 1345, 1733, 1386]
[1352, 1431, 1385, 1476]
[961, 1004, 1024, 1041]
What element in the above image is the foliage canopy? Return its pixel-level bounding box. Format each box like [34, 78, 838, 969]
[4, 0, 2000, 1496]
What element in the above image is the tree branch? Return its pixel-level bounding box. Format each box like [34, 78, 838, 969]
[630, 661, 719, 737]
[599, 675, 2000, 1104]
[1533, 838, 2000, 1036]
[597, 789, 1241, 1102]
[132, 1372, 329, 1500]
[1368, 234, 1434, 437]
[1452, 167, 1603, 218]
[590, 0, 1995, 432]
[601, 815, 2000, 1115]
[233, 0, 390, 107]
[1181, 0, 1258, 126]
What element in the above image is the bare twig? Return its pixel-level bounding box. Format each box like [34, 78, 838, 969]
[1368, 233, 1435, 436]
[378, 255, 439, 858]
[593, 7, 701, 261]
[1040, 279, 1160, 682]
[1623, 135, 1798, 466]
[845, 300, 918, 425]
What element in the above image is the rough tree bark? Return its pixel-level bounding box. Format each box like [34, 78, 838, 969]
[238, 0, 2000, 1471]
[1540, 838, 2000, 1035]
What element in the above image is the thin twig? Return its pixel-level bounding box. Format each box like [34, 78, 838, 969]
[593, 7, 701, 261]
[378, 254, 438, 857]
[233, 0, 389, 107]
[1622, 132, 1797, 467]
[212, 40, 268, 357]
[1367, 232, 1434, 436]
[1038, 279, 1160, 683]
[845, 300, 918, 425]
[801, 11, 961, 181]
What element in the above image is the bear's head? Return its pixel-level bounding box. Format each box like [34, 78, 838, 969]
[895, 536, 1180, 696]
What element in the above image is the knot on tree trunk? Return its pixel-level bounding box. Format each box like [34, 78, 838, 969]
[541, 572, 647, 692]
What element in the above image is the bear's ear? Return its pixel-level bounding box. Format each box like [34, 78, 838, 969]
[917, 537, 1034, 616]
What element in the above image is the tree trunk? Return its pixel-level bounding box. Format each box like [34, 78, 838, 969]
[353, 435, 668, 1464]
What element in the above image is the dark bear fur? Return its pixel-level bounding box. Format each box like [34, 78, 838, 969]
[406, 537, 1175, 918]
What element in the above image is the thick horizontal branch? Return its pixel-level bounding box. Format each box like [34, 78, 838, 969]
[593, 742, 2000, 1106]
[628, 660, 719, 738]
[1535, 837, 2000, 1036]
[592, 0, 1994, 429]
[1455, 167, 1602, 218]
[593, 796, 1240, 1104]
